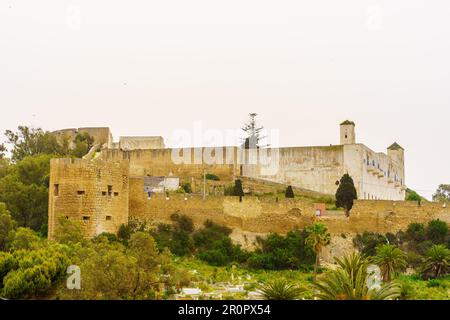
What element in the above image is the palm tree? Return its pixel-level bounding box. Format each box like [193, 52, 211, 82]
[372, 244, 407, 282]
[305, 223, 331, 278]
[260, 278, 304, 300]
[421, 245, 449, 279]
[313, 253, 401, 300]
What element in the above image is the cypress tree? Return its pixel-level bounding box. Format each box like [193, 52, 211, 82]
[233, 179, 244, 202]
[335, 174, 357, 217]
[285, 185, 295, 198]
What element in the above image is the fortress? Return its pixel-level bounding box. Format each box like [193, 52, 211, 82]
[47, 121, 425, 241]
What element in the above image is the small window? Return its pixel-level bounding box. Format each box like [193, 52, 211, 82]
[102, 191, 107, 196]
[114, 192, 119, 197]
[106, 215, 112, 221]
[83, 216, 90, 222]
[54, 184, 59, 196]
[108, 185, 113, 196]
[77, 190, 85, 195]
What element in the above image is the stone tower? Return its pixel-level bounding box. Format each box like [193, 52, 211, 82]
[340, 120, 356, 145]
[387, 142, 405, 185]
[48, 158, 130, 239]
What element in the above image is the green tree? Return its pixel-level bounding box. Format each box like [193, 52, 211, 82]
[335, 174, 357, 217]
[0, 155, 55, 231]
[261, 278, 303, 300]
[425, 220, 448, 244]
[313, 253, 401, 300]
[233, 179, 244, 202]
[4, 126, 64, 162]
[1, 243, 71, 299]
[0, 158, 11, 179]
[353, 232, 388, 257]
[372, 244, 407, 282]
[0, 204, 16, 250]
[247, 230, 316, 270]
[285, 185, 295, 199]
[54, 217, 84, 245]
[15, 154, 53, 186]
[0, 174, 48, 230]
[432, 184, 450, 203]
[305, 223, 331, 278]
[6, 227, 41, 251]
[59, 236, 174, 300]
[0, 144, 6, 159]
[71, 132, 95, 158]
[406, 190, 422, 202]
[406, 223, 426, 242]
[421, 245, 449, 279]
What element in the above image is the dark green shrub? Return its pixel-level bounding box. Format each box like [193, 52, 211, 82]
[353, 232, 388, 257]
[285, 186, 295, 198]
[117, 224, 133, 242]
[182, 183, 192, 194]
[205, 173, 220, 181]
[406, 223, 426, 242]
[94, 232, 118, 243]
[193, 220, 232, 249]
[233, 179, 244, 201]
[425, 220, 448, 244]
[406, 191, 422, 202]
[247, 230, 315, 270]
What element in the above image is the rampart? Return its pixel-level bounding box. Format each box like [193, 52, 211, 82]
[128, 177, 450, 236]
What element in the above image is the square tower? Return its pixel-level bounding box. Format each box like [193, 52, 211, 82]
[340, 120, 356, 145]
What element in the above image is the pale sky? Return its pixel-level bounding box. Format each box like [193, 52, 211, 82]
[1, 1, 449, 199]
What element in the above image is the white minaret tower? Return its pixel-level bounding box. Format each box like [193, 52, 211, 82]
[340, 120, 356, 145]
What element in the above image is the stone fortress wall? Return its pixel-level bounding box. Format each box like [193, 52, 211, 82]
[47, 159, 450, 251]
[93, 121, 406, 201]
[128, 179, 450, 236]
[48, 121, 416, 241]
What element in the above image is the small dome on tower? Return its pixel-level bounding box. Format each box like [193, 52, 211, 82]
[340, 120, 355, 126]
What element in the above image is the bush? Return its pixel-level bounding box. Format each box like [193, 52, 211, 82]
[248, 230, 315, 270]
[406, 191, 422, 202]
[151, 215, 196, 257]
[170, 213, 194, 233]
[93, 232, 118, 243]
[54, 217, 84, 245]
[353, 232, 388, 257]
[205, 173, 220, 181]
[198, 238, 248, 266]
[117, 224, 133, 242]
[224, 185, 235, 196]
[193, 220, 232, 249]
[425, 220, 448, 245]
[181, 183, 192, 194]
[0, 244, 71, 299]
[117, 219, 147, 243]
[406, 223, 426, 242]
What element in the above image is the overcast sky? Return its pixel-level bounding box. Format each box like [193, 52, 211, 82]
[1, 1, 449, 199]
